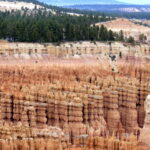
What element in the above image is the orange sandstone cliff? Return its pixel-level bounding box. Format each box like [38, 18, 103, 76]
[0, 56, 149, 149]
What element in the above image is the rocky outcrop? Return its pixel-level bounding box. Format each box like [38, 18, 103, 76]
[0, 41, 150, 57]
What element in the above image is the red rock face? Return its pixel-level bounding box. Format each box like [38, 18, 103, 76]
[0, 56, 149, 149]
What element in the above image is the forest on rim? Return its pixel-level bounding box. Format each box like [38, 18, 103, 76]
[0, 9, 125, 43]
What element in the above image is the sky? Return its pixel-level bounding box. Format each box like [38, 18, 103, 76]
[118, 0, 150, 4]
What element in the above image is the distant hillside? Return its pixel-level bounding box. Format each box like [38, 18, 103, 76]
[95, 18, 150, 41]
[0, 0, 111, 16]
[65, 4, 150, 13]
[0, 1, 44, 11]
[0, 0, 42, 5]
[39, 0, 126, 6]
[0, 0, 88, 15]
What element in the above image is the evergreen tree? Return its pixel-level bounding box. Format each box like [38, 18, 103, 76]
[139, 33, 147, 43]
[127, 36, 135, 44]
[99, 25, 108, 41]
[118, 30, 124, 41]
[108, 30, 115, 41]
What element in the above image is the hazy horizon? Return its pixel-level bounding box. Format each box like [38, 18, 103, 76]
[119, 0, 150, 4]
[40, 0, 150, 5]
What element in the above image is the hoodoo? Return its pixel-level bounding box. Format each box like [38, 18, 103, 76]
[140, 95, 150, 146]
[0, 55, 148, 149]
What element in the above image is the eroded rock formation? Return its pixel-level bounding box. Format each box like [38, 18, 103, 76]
[0, 56, 149, 149]
[140, 95, 150, 146]
[0, 41, 150, 57]
[0, 123, 65, 150]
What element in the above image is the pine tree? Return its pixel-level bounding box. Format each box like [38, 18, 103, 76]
[118, 30, 124, 41]
[99, 25, 108, 41]
[108, 30, 115, 41]
[127, 36, 135, 44]
[139, 33, 147, 43]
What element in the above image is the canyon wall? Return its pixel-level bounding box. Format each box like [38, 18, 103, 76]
[0, 41, 150, 57]
[0, 56, 149, 149]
